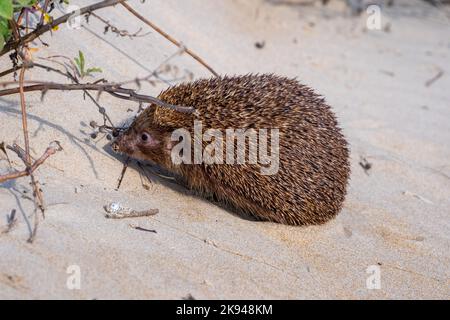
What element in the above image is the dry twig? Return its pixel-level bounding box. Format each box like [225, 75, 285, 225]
[120, 2, 218, 77]
[104, 202, 159, 219]
[116, 156, 130, 189]
[0, 142, 62, 184]
[18, 65, 43, 242]
[0, 81, 194, 113]
[90, 12, 150, 38]
[0, 141, 62, 242]
[425, 69, 444, 87]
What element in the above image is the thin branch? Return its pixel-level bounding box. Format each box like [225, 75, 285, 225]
[34, 59, 115, 127]
[120, 2, 218, 77]
[90, 12, 150, 38]
[0, 142, 63, 184]
[18, 66, 45, 242]
[19, 67, 31, 165]
[425, 69, 444, 87]
[0, 65, 21, 78]
[116, 156, 130, 189]
[0, 81, 195, 113]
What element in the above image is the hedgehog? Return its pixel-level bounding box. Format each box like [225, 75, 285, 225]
[112, 74, 350, 225]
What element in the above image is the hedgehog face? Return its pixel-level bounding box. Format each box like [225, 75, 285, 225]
[112, 124, 172, 166]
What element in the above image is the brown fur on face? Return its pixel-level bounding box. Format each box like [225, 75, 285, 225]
[112, 106, 175, 167]
[112, 74, 351, 226]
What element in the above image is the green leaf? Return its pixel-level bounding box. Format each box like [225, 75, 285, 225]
[78, 51, 85, 73]
[0, 33, 4, 52]
[74, 51, 102, 78]
[13, 0, 38, 9]
[74, 57, 81, 71]
[74, 57, 83, 77]
[86, 67, 102, 74]
[0, 17, 10, 46]
[0, 1, 13, 19]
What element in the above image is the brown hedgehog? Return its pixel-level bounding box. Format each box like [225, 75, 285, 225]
[112, 74, 350, 225]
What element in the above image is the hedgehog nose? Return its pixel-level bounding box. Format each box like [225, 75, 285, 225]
[111, 137, 123, 153]
[111, 135, 135, 155]
[111, 141, 120, 153]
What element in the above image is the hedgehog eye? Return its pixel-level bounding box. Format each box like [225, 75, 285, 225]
[140, 132, 150, 142]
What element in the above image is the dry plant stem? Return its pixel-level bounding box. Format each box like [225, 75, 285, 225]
[105, 208, 159, 219]
[0, 142, 61, 242]
[120, 2, 218, 77]
[0, 65, 21, 78]
[129, 224, 157, 233]
[18, 66, 42, 241]
[31, 58, 115, 126]
[43, 50, 183, 88]
[50, 47, 187, 88]
[6, 143, 34, 163]
[90, 12, 149, 38]
[0, 0, 129, 56]
[1, 140, 61, 240]
[19, 67, 31, 165]
[0, 82, 195, 113]
[425, 69, 444, 87]
[9, 19, 22, 46]
[0, 143, 62, 184]
[116, 157, 130, 189]
[104, 202, 158, 219]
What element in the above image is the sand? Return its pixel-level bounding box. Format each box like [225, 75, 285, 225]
[0, 0, 449, 299]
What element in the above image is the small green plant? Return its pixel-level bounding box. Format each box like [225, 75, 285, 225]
[0, 1, 14, 50]
[74, 50, 102, 78]
[0, 1, 39, 50]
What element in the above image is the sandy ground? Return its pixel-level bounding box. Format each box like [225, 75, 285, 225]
[0, 0, 449, 299]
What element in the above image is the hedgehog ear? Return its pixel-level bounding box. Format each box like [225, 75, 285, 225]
[165, 137, 177, 151]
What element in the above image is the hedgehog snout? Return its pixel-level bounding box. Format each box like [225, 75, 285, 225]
[111, 133, 136, 155]
[111, 140, 120, 153]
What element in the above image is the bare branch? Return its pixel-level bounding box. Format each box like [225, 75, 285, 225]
[19, 67, 31, 165]
[120, 2, 218, 77]
[90, 12, 150, 38]
[0, 81, 195, 113]
[0, 142, 63, 184]
[0, 65, 21, 78]
[116, 157, 130, 190]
